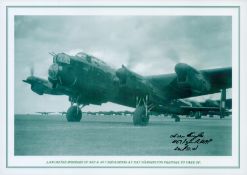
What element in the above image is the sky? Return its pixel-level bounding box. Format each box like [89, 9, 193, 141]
[14, 16, 232, 114]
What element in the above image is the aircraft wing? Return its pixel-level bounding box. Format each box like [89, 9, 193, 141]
[147, 64, 231, 100]
[23, 75, 75, 96]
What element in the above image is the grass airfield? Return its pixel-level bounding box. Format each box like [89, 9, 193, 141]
[14, 114, 231, 156]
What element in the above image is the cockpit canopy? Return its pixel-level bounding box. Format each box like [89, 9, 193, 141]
[75, 52, 107, 67]
[53, 53, 70, 64]
[76, 52, 89, 58]
[52, 52, 109, 68]
[76, 52, 92, 63]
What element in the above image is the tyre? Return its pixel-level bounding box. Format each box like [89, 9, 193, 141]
[195, 112, 201, 119]
[133, 106, 149, 126]
[66, 106, 82, 122]
[175, 117, 180, 122]
[189, 111, 194, 118]
[172, 114, 180, 122]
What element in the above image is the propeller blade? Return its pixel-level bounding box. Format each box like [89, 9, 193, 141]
[30, 66, 34, 76]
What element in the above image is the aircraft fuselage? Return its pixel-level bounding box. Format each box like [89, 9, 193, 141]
[47, 52, 231, 109]
[48, 53, 121, 105]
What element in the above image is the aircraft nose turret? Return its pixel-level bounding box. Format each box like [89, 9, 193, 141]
[23, 76, 33, 84]
[48, 63, 59, 82]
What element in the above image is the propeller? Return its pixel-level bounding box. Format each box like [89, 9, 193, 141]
[23, 65, 34, 84]
[30, 66, 34, 76]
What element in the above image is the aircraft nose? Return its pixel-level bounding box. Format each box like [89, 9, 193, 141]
[48, 63, 59, 82]
[22, 76, 32, 84]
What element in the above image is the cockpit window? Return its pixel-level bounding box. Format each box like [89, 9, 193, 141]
[76, 52, 92, 63]
[76, 52, 87, 58]
[76, 52, 107, 66]
[93, 57, 106, 65]
[55, 53, 70, 64]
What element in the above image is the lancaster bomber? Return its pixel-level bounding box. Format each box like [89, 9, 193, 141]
[36, 112, 53, 116]
[169, 97, 232, 120]
[23, 52, 232, 125]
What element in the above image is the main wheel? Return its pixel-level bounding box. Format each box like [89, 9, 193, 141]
[133, 106, 149, 126]
[172, 114, 180, 122]
[195, 112, 202, 119]
[66, 106, 82, 122]
[189, 111, 194, 118]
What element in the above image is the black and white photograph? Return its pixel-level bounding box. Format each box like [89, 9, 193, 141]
[15, 15, 232, 156]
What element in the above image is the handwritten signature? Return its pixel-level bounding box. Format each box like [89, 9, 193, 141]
[170, 132, 213, 151]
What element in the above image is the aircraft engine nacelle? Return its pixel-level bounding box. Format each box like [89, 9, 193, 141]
[175, 63, 211, 93]
[31, 85, 44, 95]
[116, 66, 128, 84]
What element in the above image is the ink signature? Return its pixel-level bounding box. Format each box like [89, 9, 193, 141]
[170, 132, 213, 151]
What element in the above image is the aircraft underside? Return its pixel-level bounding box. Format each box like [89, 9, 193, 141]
[64, 89, 229, 125]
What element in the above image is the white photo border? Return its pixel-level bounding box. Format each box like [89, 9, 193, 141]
[5, 5, 240, 169]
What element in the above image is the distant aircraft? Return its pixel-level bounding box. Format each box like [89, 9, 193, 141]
[23, 52, 232, 125]
[93, 111, 133, 116]
[169, 94, 232, 121]
[149, 90, 230, 122]
[58, 112, 67, 116]
[202, 98, 232, 109]
[36, 112, 53, 116]
[199, 98, 232, 118]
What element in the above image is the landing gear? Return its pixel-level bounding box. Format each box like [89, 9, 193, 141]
[220, 89, 226, 119]
[66, 96, 85, 122]
[66, 105, 82, 122]
[133, 106, 149, 126]
[195, 112, 202, 119]
[133, 96, 154, 126]
[172, 114, 180, 122]
[189, 111, 194, 118]
[209, 114, 214, 118]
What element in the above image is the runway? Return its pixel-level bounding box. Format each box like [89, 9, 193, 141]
[14, 114, 232, 156]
